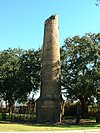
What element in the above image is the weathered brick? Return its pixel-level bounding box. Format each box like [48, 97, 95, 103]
[36, 15, 64, 124]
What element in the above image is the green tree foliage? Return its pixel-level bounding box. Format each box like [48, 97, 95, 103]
[18, 49, 41, 102]
[0, 48, 23, 106]
[96, 0, 100, 6]
[61, 33, 100, 118]
[0, 48, 41, 108]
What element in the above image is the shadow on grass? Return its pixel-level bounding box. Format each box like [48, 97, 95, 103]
[0, 119, 100, 129]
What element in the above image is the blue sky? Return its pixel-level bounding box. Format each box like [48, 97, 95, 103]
[0, 0, 100, 51]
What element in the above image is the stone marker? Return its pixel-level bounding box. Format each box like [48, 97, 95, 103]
[36, 14, 64, 124]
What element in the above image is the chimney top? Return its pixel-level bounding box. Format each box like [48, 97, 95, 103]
[45, 14, 58, 24]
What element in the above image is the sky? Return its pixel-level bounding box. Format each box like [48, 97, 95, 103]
[0, 0, 100, 51]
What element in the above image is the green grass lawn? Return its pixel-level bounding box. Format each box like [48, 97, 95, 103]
[0, 122, 100, 131]
[0, 115, 100, 131]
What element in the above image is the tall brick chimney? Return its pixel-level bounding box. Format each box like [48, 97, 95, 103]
[36, 15, 63, 123]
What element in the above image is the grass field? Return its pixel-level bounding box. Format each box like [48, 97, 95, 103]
[0, 122, 100, 131]
[0, 115, 100, 131]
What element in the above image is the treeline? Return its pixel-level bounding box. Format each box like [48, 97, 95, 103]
[0, 48, 41, 110]
[0, 33, 100, 118]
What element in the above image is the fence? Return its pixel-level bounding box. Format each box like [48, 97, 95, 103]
[0, 104, 36, 123]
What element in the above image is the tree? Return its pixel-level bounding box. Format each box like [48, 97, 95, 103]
[0, 48, 41, 111]
[96, 0, 100, 6]
[0, 48, 25, 102]
[61, 33, 100, 118]
[18, 49, 41, 102]
[0, 48, 24, 111]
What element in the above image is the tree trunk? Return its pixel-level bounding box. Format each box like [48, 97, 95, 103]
[78, 95, 89, 118]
